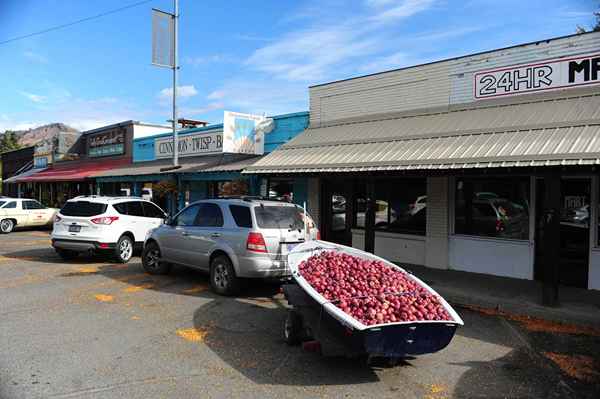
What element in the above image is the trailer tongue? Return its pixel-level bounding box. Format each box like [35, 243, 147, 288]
[283, 240, 464, 360]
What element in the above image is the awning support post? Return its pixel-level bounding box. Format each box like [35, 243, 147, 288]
[541, 172, 560, 306]
[364, 179, 375, 254]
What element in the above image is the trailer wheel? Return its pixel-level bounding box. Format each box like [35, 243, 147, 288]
[284, 310, 303, 346]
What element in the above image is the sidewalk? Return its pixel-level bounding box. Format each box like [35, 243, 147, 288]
[403, 264, 600, 328]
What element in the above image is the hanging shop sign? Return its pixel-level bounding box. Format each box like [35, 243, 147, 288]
[223, 111, 271, 155]
[88, 128, 126, 158]
[155, 131, 223, 159]
[474, 52, 600, 99]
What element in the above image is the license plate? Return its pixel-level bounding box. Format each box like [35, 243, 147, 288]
[69, 225, 81, 233]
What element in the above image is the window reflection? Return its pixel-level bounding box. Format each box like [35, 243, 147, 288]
[455, 178, 530, 240]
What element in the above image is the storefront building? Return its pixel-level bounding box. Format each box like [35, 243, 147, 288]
[9, 121, 170, 207]
[1, 146, 34, 197]
[95, 112, 310, 213]
[244, 31, 600, 292]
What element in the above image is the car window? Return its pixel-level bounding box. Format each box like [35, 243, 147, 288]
[127, 201, 145, 217]
[229, 205, 252, 228]
[142, 202, 165, 219]
[0, 201, 6, 208]
[61, 201, 107, 217]
[254, 205, 304, 229]
[113, 201, 144, 217]
[174, 205, 200, 226]
[3, 202, 17, 209]
[195, 203, 224, 227]
[23, 200, 46, 210]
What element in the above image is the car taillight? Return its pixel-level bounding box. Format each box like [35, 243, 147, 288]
[54, 215, 62, 223]
[91, 216, 119, 225]
[247, 232, 267, 253]
[495, 219, 505, 233]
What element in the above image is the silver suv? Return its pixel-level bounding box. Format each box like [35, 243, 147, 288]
[141, 197, 319, 295]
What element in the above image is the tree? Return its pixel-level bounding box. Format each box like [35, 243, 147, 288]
[0, 130, 22, 153]
[576, 6, 600, 32]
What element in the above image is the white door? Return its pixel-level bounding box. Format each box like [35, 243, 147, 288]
[23, 200, 50, 226]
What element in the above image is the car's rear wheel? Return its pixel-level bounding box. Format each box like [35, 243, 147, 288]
[0, 219, 14, 234]
[142, 241, 171, 275]
[210, 255, 240, 296]
[55, 248, 79, 260]
[114, 235, 133, 263]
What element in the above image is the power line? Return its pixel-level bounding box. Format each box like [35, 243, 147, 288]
[0, 0, 154, 46]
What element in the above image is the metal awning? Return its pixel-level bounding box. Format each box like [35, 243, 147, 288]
[3, 167, 46, 184]
[244, 93, 600, 173]
[94, 154, 262, 179]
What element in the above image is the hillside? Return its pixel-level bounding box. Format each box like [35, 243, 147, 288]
[2, 123, 79, 148]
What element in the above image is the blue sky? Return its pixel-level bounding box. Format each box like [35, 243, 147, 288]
[0, 0, 596, 133]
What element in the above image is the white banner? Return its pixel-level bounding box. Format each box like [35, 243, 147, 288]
[155, 131, 222, 159]
[222, 111, 268, 155]
[474, 52, 600, 99]
[152, 9, 174, 68]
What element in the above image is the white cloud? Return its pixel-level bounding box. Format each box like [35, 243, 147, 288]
[359, 51, 408, 73]
[20, 91, 46, 103]
[245, 0, 439, 83]
[158, 85, 198, 102]
[183, 54, 235, 67]
[23, 51, 48, 64]
[365, 0, 397, 8]
[246, 26, 380, 82]
[207, 79, 308, 116]
[207, 90, 225, 100]
[370, 0, 437, 22]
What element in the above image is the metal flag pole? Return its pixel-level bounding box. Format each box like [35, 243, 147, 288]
[172, 0, 179, 167]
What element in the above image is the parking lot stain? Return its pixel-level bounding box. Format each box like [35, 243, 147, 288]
[543, 352, 600, 383]
[176, 327, 209, 342]
[124, 283, 155, 293]
[459, 304, 600, 337]
[181, 284, 208, 294]
[94, 294, 114, 302]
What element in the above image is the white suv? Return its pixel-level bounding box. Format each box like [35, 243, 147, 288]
[51, 196, 167, 263]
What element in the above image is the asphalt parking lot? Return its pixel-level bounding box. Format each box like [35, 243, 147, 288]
[1, 231, 599, 399]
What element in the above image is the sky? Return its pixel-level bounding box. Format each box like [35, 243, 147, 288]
[0, 0, 596, 135]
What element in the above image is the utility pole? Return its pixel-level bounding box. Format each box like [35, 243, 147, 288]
[172, 0, 179, 167]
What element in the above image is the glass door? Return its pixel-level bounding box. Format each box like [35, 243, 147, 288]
[559, 178, 590, 288]
[321, 179, 351, 245]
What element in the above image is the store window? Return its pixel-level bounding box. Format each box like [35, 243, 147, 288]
[268, 178, 293, 202]
[455, 177, 530, 240]
[352, 179, 427, 235]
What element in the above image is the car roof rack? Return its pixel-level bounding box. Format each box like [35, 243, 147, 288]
[213, 195, 292, 203]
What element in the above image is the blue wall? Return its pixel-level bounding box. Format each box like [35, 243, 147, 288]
[132, 111, 309, 162]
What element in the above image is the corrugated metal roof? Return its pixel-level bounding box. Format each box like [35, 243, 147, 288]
[244, 93, 600, 174]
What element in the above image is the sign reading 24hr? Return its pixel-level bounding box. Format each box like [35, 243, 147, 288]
[474, 53, 600, 99]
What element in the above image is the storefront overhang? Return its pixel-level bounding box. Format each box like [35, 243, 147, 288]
[3, 167, 46, 184]
[94, 154, 262, 182]
[244, 92, 600, 174]
[13, 159, 131, 183]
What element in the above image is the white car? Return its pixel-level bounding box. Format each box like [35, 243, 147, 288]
[0, 198, 58, 234]
[51, 196, 167, 263]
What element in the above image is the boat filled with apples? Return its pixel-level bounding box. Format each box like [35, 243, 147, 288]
[284, 241, 463, 359]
